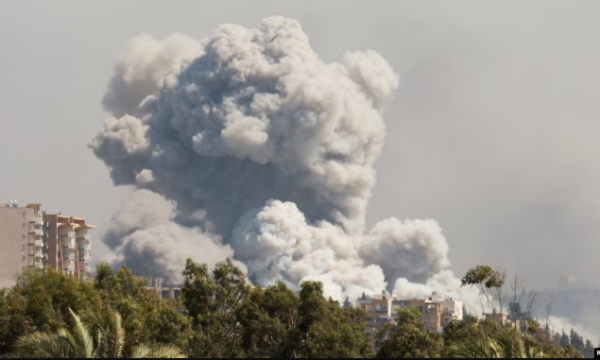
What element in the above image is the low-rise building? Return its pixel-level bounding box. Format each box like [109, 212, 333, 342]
[483, 311, 525, 331]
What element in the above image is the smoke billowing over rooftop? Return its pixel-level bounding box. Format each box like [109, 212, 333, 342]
[90, 17, 477, 304]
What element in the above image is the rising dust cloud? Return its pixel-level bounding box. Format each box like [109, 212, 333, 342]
[95, 19, 600, 339]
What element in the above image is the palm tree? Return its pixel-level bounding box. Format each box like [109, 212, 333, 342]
[451, 331, 550, 359]
[14, 308, 185, 358]
[450, 338, 503, 358]
[495, 329, 526, 358]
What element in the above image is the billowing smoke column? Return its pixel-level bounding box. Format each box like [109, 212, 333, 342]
[91, 16, 472, 303]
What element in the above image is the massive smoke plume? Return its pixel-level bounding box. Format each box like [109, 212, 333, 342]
[90, 16, 473, 303]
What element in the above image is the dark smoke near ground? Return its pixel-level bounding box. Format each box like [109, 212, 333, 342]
[90, 16, 481, 305]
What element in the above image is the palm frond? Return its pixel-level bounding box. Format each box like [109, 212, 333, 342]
[496, 330, 526, 358]
[131, 344, 186, 359]
[130, 344, 150, 358]
[450, 338, 501, 358]
[68, 307, 97, 358]
[110, 311, 125, 358]
[14, 331, 67, 358]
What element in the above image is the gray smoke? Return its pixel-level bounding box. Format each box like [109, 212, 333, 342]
[90, 16, 468, 301]
[101, 189, 241, 284]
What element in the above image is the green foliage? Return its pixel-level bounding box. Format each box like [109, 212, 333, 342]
[181, 259, 369, 358]
[93, 264, 192, 354]
[278, 282, 370, 358]
[375, 307, 443, 358]
[181, 258, 249, 358]
[1, 260, 593, 359]
[0, 267, 101, 355]
[13, 307, 185, 358]
[236, 282, 300, 358]
[461, 265, 505, 289]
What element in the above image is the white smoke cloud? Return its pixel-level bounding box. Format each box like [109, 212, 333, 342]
[547, 315, 599, 347]
[90, 16, 468, 301]
[361, 218, 450, 285]
[231, 199, 387, 301]
[102, 190, 240, 284]
[102, 33, 204, 118]
[135, 169, 154, 186]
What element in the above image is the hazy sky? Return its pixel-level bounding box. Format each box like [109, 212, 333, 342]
[1, 0, 599, 292]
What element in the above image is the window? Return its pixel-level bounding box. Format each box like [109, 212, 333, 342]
[375, 304, 388, 313]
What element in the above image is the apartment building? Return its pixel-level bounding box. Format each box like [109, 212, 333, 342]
[0, 201, 44, 288]
[358, 291, 395, 320]
[357, 291, 464, 333]
[43, 214, 94, 281]
[483, 312, 525, 331]
[429, 292, 464, 326]
[147, 277, 183, 301]
[357, 292, 396, 351]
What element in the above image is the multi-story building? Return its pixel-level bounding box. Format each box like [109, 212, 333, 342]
[43, 214, 94, 281]
[483, 312, 525, 331]
[0, 200, 44, 288]
[429, 292, 463, 326]
[401, 298, 443, 331]
[358, 291, 395, 320]
[357, 292, 396, 351]
[357, 291, 464, 334]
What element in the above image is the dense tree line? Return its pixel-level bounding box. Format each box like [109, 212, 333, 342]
[0, 259, 596, 358]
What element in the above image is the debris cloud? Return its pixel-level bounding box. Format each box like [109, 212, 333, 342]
[91, 16, 466, 302]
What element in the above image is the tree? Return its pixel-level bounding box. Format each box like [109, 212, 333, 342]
[14, 308, 185, 358]
[449, 338, 502, 358]
[0, 267, 102, 356]
[583, 339, 594, 358]
[236, 282, 300, 358]
[93, 263, 192, 354]
[461, 265, 506, 321]
[559, 331, 570, 349]
[279, 281, 370, 358]
[442, 316, 485, 356]
[375, 307, 443, 358]
[181, 258, 249, 358]
[508, 274, 536, 322]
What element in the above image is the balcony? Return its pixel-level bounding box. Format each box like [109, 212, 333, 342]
[79, 254, 91, 261]
[60, 231, 75, 238]
[62, 236, 75, 245]
[63, 253, 75, 260]
[29, 218, 43, 225]
[62, 242, 75, 250]
[29, 261, 43, 269]
[76, 236, 91, 245]
[29, 228, 43, 236]
[28, 251, 43, 258]
[28, 240, 44, 247]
